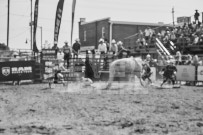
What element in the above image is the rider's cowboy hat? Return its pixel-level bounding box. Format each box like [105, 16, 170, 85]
[99, 38, 104, 42]
[112, 39, 116, 43]
[117, 41, 123, 46]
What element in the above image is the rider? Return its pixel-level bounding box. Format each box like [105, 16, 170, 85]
[160, 60, 177, 87]
[53, 63, 67, 84]
[144, 54, 151, 66]
[142, 63, 152, 83]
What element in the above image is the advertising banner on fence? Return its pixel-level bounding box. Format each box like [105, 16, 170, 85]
[176, 66, 195, 81]
[41, 49, 57, 60]
[197, 66, 203, 81]
[0, 61, 35, 81]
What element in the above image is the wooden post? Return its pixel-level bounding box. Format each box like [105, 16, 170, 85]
[7, 0, 10, 47]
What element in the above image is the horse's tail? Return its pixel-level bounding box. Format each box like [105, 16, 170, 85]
[109, 62, 117, 81]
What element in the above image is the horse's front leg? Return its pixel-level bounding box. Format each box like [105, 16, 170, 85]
[130, 73, 136, 90]
[138, 72, 144, 87]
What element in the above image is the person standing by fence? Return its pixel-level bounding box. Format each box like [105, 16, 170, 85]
[117, 41, 129, 58]
[175, 51, 182, 65]
[194, 10, 200, 24]
[109, 39, 118, 55]
[63, 41, 72, 68]
[72, 39, 81, 59]
[98, 38, 107, 55]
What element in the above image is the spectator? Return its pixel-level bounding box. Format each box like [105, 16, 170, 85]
[52, 44, 59, 57]
[98, 38, 107, 54]
[184, 54, 193, 65]
[138, 30, 144, 39]
[62, 41, 72, 68]
[144, 54, 151, 65]
[193, 34, 199, 45]
[104, 38, 110, 52]
[151, 33, 156, 44]
[117, 41, 129, 58]
[52, 44, 59, 51]
[170, 30, 176, 43]
[72, 38, 81, 58]
[144, 27, 151, 43]
[176, 34, 186, 50]
[157, 33, 162, 41]
[136, 37, 146, 48]
[109, 39, 118, 55]
[192, 55, 200, 66]
[194, 10, 200, 24]
[175, 51, 182, 65]
[163, 31, 170, 48]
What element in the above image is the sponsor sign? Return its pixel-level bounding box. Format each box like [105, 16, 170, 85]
[63, 72, 84, 81]
[41, 49, 57, 60]
[80, 46, 95, 52]
[41, 49, 58, 76]
[0, 61, 34, 81]
[176, 66, 195, 81]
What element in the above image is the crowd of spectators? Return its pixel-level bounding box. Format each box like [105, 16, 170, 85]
[136, 21, 203, 52]
[134, 10, 203, 66]
[97, 38, 130, 58]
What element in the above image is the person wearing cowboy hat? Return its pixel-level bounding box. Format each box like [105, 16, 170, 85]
[175, 51, 182, 65]
[72, 38, 81, 58]
[194, 10, 200, 24]
[160, 60, 177, 87]
[144, 54, 151, 65]
[109, 39, 118, 55]
[62, 41, 72, 68]
[117, 41, 129, 58]
[98, 38, 107, 54]
[10, 51, 19, 61]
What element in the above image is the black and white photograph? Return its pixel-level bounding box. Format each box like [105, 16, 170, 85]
[0, 0, 203, 134]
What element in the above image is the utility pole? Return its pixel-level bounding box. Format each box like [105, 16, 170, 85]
[172, 7, 175, 27]
[7, 0, 10, 47]
[30, 0, 33, 50]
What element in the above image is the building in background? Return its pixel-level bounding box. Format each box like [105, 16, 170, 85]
[177, 16, 191, 26]
[78, 17, 172, 49]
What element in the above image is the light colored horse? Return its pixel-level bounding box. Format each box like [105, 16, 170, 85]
[106, 56, 144, 89]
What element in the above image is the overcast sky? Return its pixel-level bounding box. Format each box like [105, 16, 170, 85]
[0, 0, 202, 50]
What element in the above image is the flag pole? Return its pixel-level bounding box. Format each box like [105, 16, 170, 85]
[30, 0, 33, 51]
[71, 0, 76, 46]
[7, 0, 10, 47]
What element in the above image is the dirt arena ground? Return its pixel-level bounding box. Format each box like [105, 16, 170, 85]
[0, 81, 203, 135]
